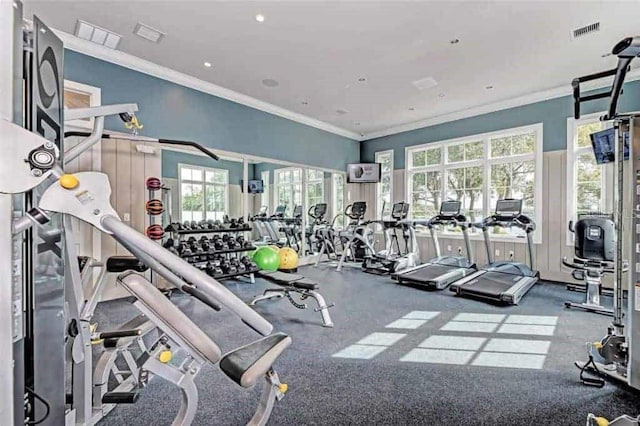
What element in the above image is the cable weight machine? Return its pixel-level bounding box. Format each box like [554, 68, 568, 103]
[571, 36, 640, 391]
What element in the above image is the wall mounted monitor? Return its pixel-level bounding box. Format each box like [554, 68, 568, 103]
[346, 163, 381, 183]
[240, 179, 264, 193]
[590, 127, 629, 164]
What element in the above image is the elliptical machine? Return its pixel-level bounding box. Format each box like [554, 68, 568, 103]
[335, 202, 376, 271]
[562, 216, 616, 316]
[362, 202, 419, 274]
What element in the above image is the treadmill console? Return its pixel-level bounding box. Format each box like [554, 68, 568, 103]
[347, 202, 367, 220]
[273, 205, 287, 217]
[391, 202, 410, 220]
[439, 200, 461, 219]
[495, 199, 522, 220]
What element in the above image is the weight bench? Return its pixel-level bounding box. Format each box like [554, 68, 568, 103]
[118, 272, 291, 425]
[250, 270, 335, 328]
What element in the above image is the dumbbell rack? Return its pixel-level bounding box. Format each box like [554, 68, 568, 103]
[175, 225, 258, 282]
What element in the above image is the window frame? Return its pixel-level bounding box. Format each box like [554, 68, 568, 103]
[178, 163, 229, 222]
[565, 111, 612, 245]
[332, 172, 346, 227]
[274, 166, 303, 214]
[405, 123, 543, 244]
[306, 169, 325, 209]
[261, 170, 270, 212]
[375, 149, 394, 219]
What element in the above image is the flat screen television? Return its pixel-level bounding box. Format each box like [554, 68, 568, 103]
[590, 128, 629, 164]
[241, 179, 264, 194]
[347, 163, 382, 183]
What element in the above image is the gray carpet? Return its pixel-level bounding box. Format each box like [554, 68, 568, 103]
[94, 265, 640, 425]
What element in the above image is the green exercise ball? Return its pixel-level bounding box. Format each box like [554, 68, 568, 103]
[253, 247, 280, 271]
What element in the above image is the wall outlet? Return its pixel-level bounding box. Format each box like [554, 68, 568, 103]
[123, 213, 131, 222]
[458, 247, 463, 254]
[509, 250, 515, 260]
[495, 249, 500, 257]
[447, 245, 452, 252]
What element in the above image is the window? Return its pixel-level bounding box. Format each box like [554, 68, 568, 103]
[406, 124, 543, 241]
[179, 164, 228, 222]
[275, 167, 302, 214]
[566, 113, 613, 244]
[306, 169, 325, 209]
[64, 80, 101, 129]
[332, 173, 345, 228]
[261, 170, 270, 211]
[375, 150, 394, 218]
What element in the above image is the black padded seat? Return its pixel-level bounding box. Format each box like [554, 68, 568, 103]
[106, 256, 148, 273]
[290, 279, 318, 290]
[257, 271, 319, 289]
[219, 333, 291, 388]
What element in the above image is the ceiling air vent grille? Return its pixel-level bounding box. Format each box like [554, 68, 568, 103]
[572, 22, 600, 39]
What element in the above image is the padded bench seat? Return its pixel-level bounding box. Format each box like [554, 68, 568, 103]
[257, 270, 319, 290]
[219, 333, 291, 388]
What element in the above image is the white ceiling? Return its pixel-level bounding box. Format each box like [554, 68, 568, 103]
[24, 1, 640, 138]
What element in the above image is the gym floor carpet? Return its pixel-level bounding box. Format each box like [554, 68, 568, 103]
[95, 266, 640, 425]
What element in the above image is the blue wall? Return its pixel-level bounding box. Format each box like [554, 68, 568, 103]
[161, 150, 252, 184]
[63, 50, 359, 170]
[361, 79, 640, 169]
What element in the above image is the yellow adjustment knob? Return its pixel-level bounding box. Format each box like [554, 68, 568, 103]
[158, 350, 173, 363]
[593, 342, 603, 349]
[595, 417, 610, 426]
[278, 383, 288, 394]
[59, 174, 79, 189]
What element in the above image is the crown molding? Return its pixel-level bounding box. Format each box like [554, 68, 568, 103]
[53, 29, 363, 141]
[363, 68, 640, 140]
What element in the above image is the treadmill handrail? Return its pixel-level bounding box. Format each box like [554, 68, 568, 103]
[473, 214, 535, 233]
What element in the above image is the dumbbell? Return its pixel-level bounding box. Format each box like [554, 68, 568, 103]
[187, 236, 197, 244]
[237, 217, 245, 225]
[227, 236, 238, 249]
[213, 239, 224, 250]
[237, 235, 245, 245]
[201, 241, 210, 251]
[219, 259, 231, 274]
[229, 218, 238, 228]
[182, 220, 191, 230]
[243, 240, 253, 248]
[205, 262, 217, 276]
[222, 234, 230, 242]
[163, 238, 175, 249]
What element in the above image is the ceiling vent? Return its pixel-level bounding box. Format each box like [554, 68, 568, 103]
[336, 109, 349, 115]
[133, 22, 165, 43]
[74, 20, 121, 49]
[572, 22, 600, 39]
[412, 76, 438, 91]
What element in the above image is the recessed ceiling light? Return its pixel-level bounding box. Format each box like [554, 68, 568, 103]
[204, 62, 212, 68]
[408, 107, 415, 111]
[438, 93, 446, 97]
[133, 22, 165, 44]
[485, 85, 494, 90]
[255, 14, 265, 22]
[450, 38, 460, 44]
[40, 28, 46, 34]
[358, 77, 367, 82]
[261, 78, 279, 88]
[336, 109, 349, 115]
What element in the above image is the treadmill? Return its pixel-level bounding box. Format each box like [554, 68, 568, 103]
[392, 200, 476, 290]
[449, 199, 539, 305]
